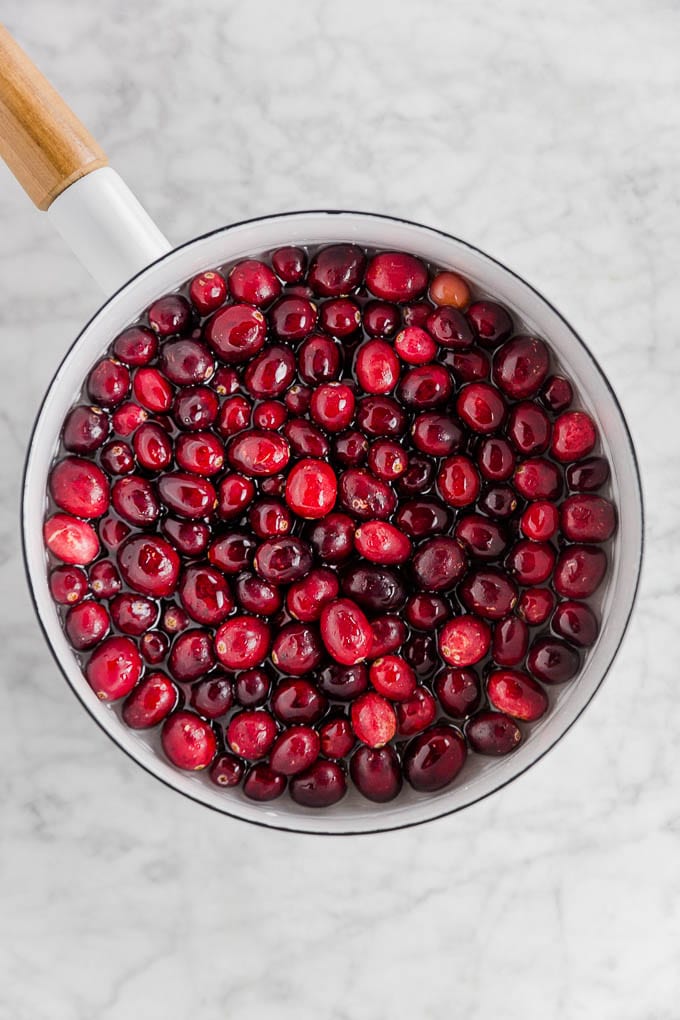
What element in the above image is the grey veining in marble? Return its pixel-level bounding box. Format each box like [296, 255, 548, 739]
[1, 0, 678, 1016]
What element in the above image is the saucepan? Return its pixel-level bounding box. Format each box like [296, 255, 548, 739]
[1, 24, 643, 834]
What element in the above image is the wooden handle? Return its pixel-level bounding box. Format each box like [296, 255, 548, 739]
[0, 24, 107, 210]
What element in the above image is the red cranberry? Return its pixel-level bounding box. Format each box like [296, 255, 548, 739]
[252, 399, 287, 431]
[365, 251, 428, 302]
[217, 473, 255, 519]
[369, 615, 407, 657]
[332, 431, 367, 469]
[147, 294, 192, 336]
[173, 385, 219, 431]
[437, 455, 480, 508]
[122, 672, 177, 728]
[235, 668, 271, 707]
[158, 338, 214, 386]
[356, 395, 407, 437]
[455, 514, 508, 561]
[161, 518, 210, 557]
[527, 637, 580, 684]
[402, 301, 432, 327]
[355, 520, 411, 565]
[117, 535, 180, 597]
[308, 244, 366, 296]
[62, 405, 109, 453]
[284, 384, 312, 415]
[214, 616, 271, 669]
[99, 516, 130, 550]
[216, 395, 251, 437]
[254, 536, 312, 583]
[393, 326, 435, 365]
[405, 593, 449, 630]
[427, 306, 473, 348]
[271, 678, 327, 724]
[320, 717, 355, 759]
[162, 605, 190, 635]
[209, 753, 244, 788]
[162, 710, 216, 770]
[286, 568, 339, 622]
[520, 500, 559, 541]
[228, 430, 290, 476]
[369, 655, 416, 701]
[208, 531, 256, 574]
[368, 439, 408, 480]
[50, 457, 110, 520]
[269, 296, 318, 340]
[212, 366, 241, 395]
[493, 335, 550, 399]
[65, 601, 110, 650]
[552, 600, 599, 647]
[412, 411, 464, 458]
[561, 495, 616, 542]
[310, 383, 355, 432]
[190, 675, 234, 719]
[492, 615, 529, 666]
[506, 540, 556, 585]
[204, 304, 267, 362]
[178, 565, 233, 626]
[289, 760, 346, 808]
[270, 726, 320, 776]
[89, 559, 121, 599]
[396, 499, 451, 538]
[132, 423, 173, 472]
[541, 375, 573, 413]
[398, 364, 453, 409]
[85, 636, 142, 701]
[235, 573, 282, 615]
[477, 437, 515, 482]
[226, 709, 278, 761]
[445, 349, 490, 383]
[167, 629, 215, 681]
[320, 297, 361, 336]
[189, 270, 227, 314]
[44, 514, 99, 564]
[456, 382, 506, 434]
[363, 300, 399, 337]
[112, 326, 158, 367]
[308, 512, 355, 562]
[566, 456, 610, 492]
[466, 301, 513, 347]
[298, 334, 341, 385]
[434, 667, 482, 718]
[271, 623, 323, 675]
[403, 724, 466, 791]
[285, 458, 338, 519]
[341, 565, 406, 613]
[439, 615, 491, 667]
[285, 419, 330, 459]
[412, 536, 466, 591]
[272, 245, 307, 283]
[229, 259, 281, 306]
[244, 764, 287, 801]
[317, 663, 368, 700]
[355, 339, 400, 394]
[395, 687, 437, 736]
[140, 630, 169, 664]
[351, 692, 397, 748]
[551, 410, 597, 462]
[249, 499, 292, 539]
[49, 565, 88, 605]
[350, 745, 402, 802]
[156, 472, 216, 519]
[320, 598, 373, 666]
[467, 711, 523, 755]
[132, 367, 173, 413]
[513, 458, 563, 501]
[554, 544, 607, 598]
[175, 432, 225, 476]
[87, 358, 130, 408]
[110, 403, 146, 437]
[100, 441, 135, 476]
[517, 587, 555, 626]
[339, 468, 396, 520]
[459, 567, 518, 620]
[244, 345, 296, 398]
[507, 402, 551, 455]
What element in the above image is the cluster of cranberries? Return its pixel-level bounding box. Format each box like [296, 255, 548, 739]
[43, 243, 617, 809]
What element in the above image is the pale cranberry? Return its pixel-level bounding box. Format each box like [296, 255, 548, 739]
[133, 367, 173, 413]
[429, 270, 470, 308]
[517, 587, 555, 626]
[412, 536, 466, 591]
[244, 764, 287, 801]
[513, 458, 563, 501]
[320, 717, 355, 759]
[354, 520, 411, 565]
[204, 304, 267, 362]
[308, 513, 355, 562]
[271, 679, 327, 724]
[271, 623, 323, 675]
[456, 382, 506, 434]
[566, 457, 610, 492]
[466, 711, 523, 755]
[320, 598, 373, 665]
[395, 687, 437, 736]
[87, 358, 130, 408]
[268, 296, 318, 340]
[117, 534, 180, 597]
[368, 439, 408, 480]
[454, 514, 508, 561]
[162, 711, 216, 770]
[44, 514, 99, 564]
[298, 334, 341, 385]
[65, 601, 110, 650]
[434, 667, 482, 718]
[506, 540, 556, 585]
[355, 339, 400, 394]
[113, 326, 158, 366]
[437, 455, 480, 508]
[122, 672, 177, 729]
[561, 495, 616, 542]
[310, 382, 355, 432]
[229, 259, 281, 306]
[369, 655, 416, 701]
[339, 468, 396, 520]
[398, 364, 453, 409]
[363, 300, 399, 337]
[272, 246, 307, 283]
[554, 544, 607, 598]
[228, 430, 290, 476]
[289, 761, 346, 807]
[370, 616, 408, 658]
[541, 375, 573, 413]
[308, 244, 366, 296]
[85, 636, 142, 701]
[189, 270, 227, 314]
[459, 568, 518, 620]
[493, 335, 550, 398]
[286, 569, 339, 622]
[351, 692, 397, 747]
[270, 726, 320, 776]
[350, 745, 402, 802]
[285, 458, 338, 518]
[527, 637, 580, 684]
[209, 754, 244, 788]
[62, 405, 109, 453]
[365, 251, 428, 301]
[439, 615, 491, 667]
[215, 616, 271, 669]
[492, 616, 529, 666]
[49, 565, 88, 605]
[403, 724, 466, 791]
[552, 600, 599, 647]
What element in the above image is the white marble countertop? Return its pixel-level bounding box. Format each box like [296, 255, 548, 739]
[1, 0, 677, 1016]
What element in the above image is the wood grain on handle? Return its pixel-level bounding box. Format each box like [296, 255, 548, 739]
[0, 24, 107, 210]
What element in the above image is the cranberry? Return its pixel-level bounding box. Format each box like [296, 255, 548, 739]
[132, 423, 173, 472]
[405, 593, 449, 630]
[401, 301, 431, 328]
[308, 512, 355, 562]
[244, 345, 296, 399]
[162, 518, 210, 557]
[147, 294, 191, 336]
[140, 630, 169, 664]
[459, 568, 518, 620]
[249, 499, 292, 539]
[320, 297, 361, 337]
[320, 598, 373, 666]
[244, 764, 287, 801]
[513, 458, 563, 501]
[392, 325, 435, 365]
[228, 430, 291, 477]
[492, 616, 529, 666]
[112, 326, 158, 367]
[507, 402, 551, 455]
[44, 514, 100, 565]
[173, 386, 219, 431]
[269, 296, 318, 340]
[117, 534, 180, 597]
[368, 439, 408, 480]
[561, 495, 616, 542]
[259, 472, 287, 496]
[403, 724, 467, 791]
[341, 565, 406, 613]
[209, 753, 244, 788]
[217, 473, 255, 519]
[204, 304, 267, 362]
[366, 251, 428, 302]
[211, 367, 239, 397]
[285, 458, 338, 519]
[517, 587, 555, 626]
[101, 441, 135, 476]
[189, 270, 227, 314]
[272, 245, 307, 283]
[284, 384, 312, 415]
[235, 668, 271, 707]
[466, 301, 512, 347]
[228, 259, 281, 306]
[356, 395, 407, 437]
[49, 457, 109, 519]
[252, 400, 287, 431]
[49, 565, 88, 605]
[351, 692, 397, 748]
[355, 339, 400, 394]
[162, 605, 190, 635]
[397, 451, 434, 495]
[177, 565, 233, 626]
[161, 710, 216, 770]
[217, 395, 251, 437]
[237, 574, 282, 616]
[62, 405, 109, 453]
[318, 662, 368, 700]
[308, 244, 366, 296]
[412, 536, 466, 591]
[466, 711, 523, 755]
[455, 514, 508, 561]
[271, 678, 327, 724]
[285, 419, 330, 459]
[506, 540, 556, 585]
[254, 536, 312, 584]
[476, 483, 520, 519]
[403, 633, 438, 677]
[369, 616, 407, 657]
[89, 559, 121, 599]
[156, 472, 216, 519]
[87, 358, 130, 408]
[437, 455, 480, 508]
[551, 410, 597, 462]
[457, 382, 506, 434]
[567, 456, 610, 492]
[434, 667, 482, 718]
[552, 600, 599, 647]
[85, 635, 142, 701]
[439, 615, 491, 667]
[320, 716, 355, 759]
[122, 672, 177, 728]
[363, 300, 399, 337]
[271, 623, 323, 675]
[369, 655, 416, 701]
[396, 499, 451, 538]
[426, 270, 468, 308]
[167, 629, 215, 681]
[445, 348, 490, 382]
[493, 335, 550, 399]
[132, 367, 173, 413]
[541, 375, 573, 413]
[99, 516, 130, 550]
[520, 500, 559, 541]
[350, 745, 402, 802]
[426, 306, 473, 349]
[339, 468, 396, 520]
[395, 687, 437, 736]
[188, 675, 233, 719]
[410, 413, 461, 458]
[298, 335, 341, 385]
[554, 544, 607, 598]
[527, 637, 580, 684]
[289, 760, 346, 808]
[477, 437, 515, 482]
[270, 726, 320, 776]
[176, 432, 225, 476]
[65, 601, 110, 650]
[214, 616, 270, 669]
[355, 520, 411, 565]
[309, 383, 355, 432]
[286, 568, 339, 622]
[157, 339, 213, 387]
[398, 364, 453, 409]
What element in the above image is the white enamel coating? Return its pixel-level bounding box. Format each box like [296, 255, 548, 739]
[22, 211, 643, 834]
[47, 168, 172, 292]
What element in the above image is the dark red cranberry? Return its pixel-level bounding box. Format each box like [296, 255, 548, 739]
[351, 692, 397, 747]
[285, 458, 338, 519]
[477, 437, 515, 482]
[249, 499, 292, 539]
[243, 764, 287, 801]
[178, 565, 233, 626]
[244, 345, 296, 399]
[298, 334, 341, 384]
[394, 325, 437, 365]
[229, 258, 281, 306]
[161, 518, 209, 557]
[87, 358, 130, 408]
[513, 458, 563, 501]
[434, 667, 482, 718]
[317, 662, 369, 700]
[466, 301, 513, 347]
[444, 348, 490, 383]
[554, 545, 607, 598]
[493, 335, 550, 399]
[320, 297, 361, 337]
[271, 623, 323, 675]
[411, 412, 462, 457]
[308, 512, 355, 562]
[350, 745, 402, 802]
[286, 568, 339, 622]
[507, 402, 551, 455]
[506, 540, 556, 585]
[189, 675, 234, 719]
[217, 473, 255, 519]
[459, 567, 518, 620]
[517, 587, 555, 626]
[204, 304, 267, 362]
[427, 306, 473, 348]
[466, 711, 522, 755]
[272, 245, 307, 283]
[541, 375, 573, 413]
[50, 456, 109, 518]
[209, 531, 256, 574]
[398, 364, 453, 409]
[439, 614, 491, 666]
[162, 605, 191, 635]
[478, 484, 519, 520]
[214, 616, 271, 670]
[235, 668, 271, 707]
[527, 637, 580, 684]
[132, 368, 173, 413]
[89, 559, 121, 599]
[320, 598, 373, 666]
[566, 456, 610, 492]
[368, 439, 408, 480]
[365, 251, 428, 302]
[395, 454, 434, 496]
[403, 724, 467, 791]
[284, 384, 312, 415]
[405, 593, 449, 630]
[133, 422, 173, 472]
[401, 301, 431, 328]
[341, 565, 406, 613]
[271, 679, 327, 725]
[254, 536, 312, 584]
[551, 410, 597, 462]
[209, 753, 244, 788]
[395, 499, 451, 539]
[363, 299, 400, 337]
[140, 630, 169, 664]
[437, 455, 480, 508]
[412, 536, 466, 592]
[176, 432, 225, 476]
[355, 339, 400, 394]
[122, 672, 177, 729]
[492, 616, 529, 667]
[62, 405, 109, 453]
[148, 294, 192, 336]
[49, 565, 88, 605]
[101, 441, 135, 476]
[216, 395, 251, 437]
[234, 573, 282, 615]
[289, 760, 346, 807]
[356, 395, 407, 437]
[157, 472, 216, 519]
[269, 296, 318, 340]
[355, 520, 411, 565]
[158, 338, 214, 386]
[308, 244, 366, 296]
[270, 726, 320, 776]
[552, 600, 599, 648]
[284, 419, 330, 459]
[112, 325, 158, 366]
[85, 635, 142, 701]
[117, 534, 180, 597]
[402, 633, 438, 677]
[561, 495, 617, 542]
[338, 468, 396, 520]
[189, 270, 227, 315]
[99, 516, 130, 550]
[44, 513, 100, 565]
[168, 628, 215, 681]
[395, 686, 437, 736]
[173, 386, 219, 431]
[455, 514, 508, 561]
[457, 382, 506, 434]
[65, 601, 110, 650]
[319, 716, 355, 759]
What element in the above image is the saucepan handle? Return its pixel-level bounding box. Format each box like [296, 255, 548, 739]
[0, 23, 171, 292]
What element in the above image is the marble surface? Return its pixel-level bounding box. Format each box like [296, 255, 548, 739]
[0, 0, 678, 1016]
